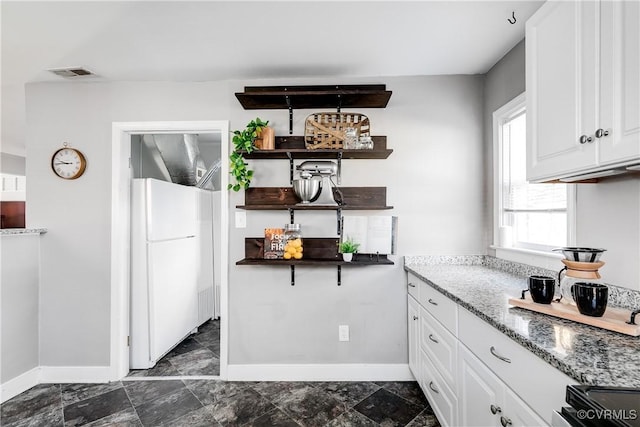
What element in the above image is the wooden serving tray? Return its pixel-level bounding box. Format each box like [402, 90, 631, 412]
[508, 296, 640, 337]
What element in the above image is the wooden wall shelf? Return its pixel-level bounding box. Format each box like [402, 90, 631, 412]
[235, 84, 392, 110]
[241, 136, 392, 160]
[237, 237, 394, 285]
[238, 187, 392, 211]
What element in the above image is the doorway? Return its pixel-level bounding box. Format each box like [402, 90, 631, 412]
[110, 121, 229, 380]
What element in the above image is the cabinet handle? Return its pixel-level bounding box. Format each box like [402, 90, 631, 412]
[500, 416, 513, 427]
[579, 135, 593, 144]
[490, 404, 502, 415]
[428, 298, 438, 306]
[595, 128, 610, 138]
[413, 315, 418, 320]
[490, 346, 512, 363]
[428, 381, 439, 394]
[408, 283, 416, 288]
[428, 334, 439, 344]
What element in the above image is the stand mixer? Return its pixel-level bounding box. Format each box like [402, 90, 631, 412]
[295, 161, 339, 206]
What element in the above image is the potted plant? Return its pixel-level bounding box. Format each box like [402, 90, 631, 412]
[228, 117, 269, 192]
[339, 238, 360, 262]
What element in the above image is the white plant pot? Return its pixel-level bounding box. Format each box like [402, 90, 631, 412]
[342, 253, 353, 262]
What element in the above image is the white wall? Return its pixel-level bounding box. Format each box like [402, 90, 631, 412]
[25, 75, 485, 369]
[1, 234, 40, 383]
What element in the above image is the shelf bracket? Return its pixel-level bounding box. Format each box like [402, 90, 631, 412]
[291, 265, 295, 286]
[337, 152, 342, 185]
[337, 265, 342, 286]
[337, 90, 342, 113]
[336, 208, 342, 235]
[287, 152, 294, 184]
[288, 208, 295, 224]
[286, 94, 293, 135]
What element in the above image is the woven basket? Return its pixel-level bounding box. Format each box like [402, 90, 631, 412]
[304, 112, 370, 149]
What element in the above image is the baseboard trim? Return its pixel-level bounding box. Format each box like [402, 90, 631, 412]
[39, 366, 112, 384]
[1, 367, 40, 403]
[227, 363, 414, 382]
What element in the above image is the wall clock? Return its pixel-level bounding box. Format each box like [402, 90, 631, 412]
[51, 143, 87, 179]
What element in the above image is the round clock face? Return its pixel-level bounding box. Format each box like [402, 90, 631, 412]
[51, 147, 87, 179]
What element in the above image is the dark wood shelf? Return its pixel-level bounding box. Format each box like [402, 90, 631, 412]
[235, 84, 392, 110]
[236, 258, 393, 266]
[239, 187, 391, 211]
[241, 136, 392, 159]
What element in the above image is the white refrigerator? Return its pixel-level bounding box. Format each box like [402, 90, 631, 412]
[130, 178, 202, 369]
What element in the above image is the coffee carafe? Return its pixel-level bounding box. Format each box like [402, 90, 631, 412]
[557, 259, 605, 305]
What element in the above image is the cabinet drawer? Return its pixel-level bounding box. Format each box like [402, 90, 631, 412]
[419, 281, 457, 334]
[459, 308, 575, 425]
[419, 307, 457, 391]
[419, 349, 457, 427]
[406, 272, 419, 299]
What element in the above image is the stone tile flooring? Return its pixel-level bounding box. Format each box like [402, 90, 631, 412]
[128, 319, 221, 377]
[0, 380, 440, 426]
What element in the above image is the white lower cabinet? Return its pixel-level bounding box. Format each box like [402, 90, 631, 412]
[407, 276, 573, 427]
[458, 344, 547, 427]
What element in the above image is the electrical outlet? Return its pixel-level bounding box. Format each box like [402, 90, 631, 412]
[338, 325, 350, 342]
[235, 211, 247, 228]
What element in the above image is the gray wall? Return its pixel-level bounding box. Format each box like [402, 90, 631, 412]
[1, 235, 40, 383]
[483, 40, 640, 291]
[0, 153, 26, 175]
[483, 39, 526, 254]
[25, 75, 485, 368]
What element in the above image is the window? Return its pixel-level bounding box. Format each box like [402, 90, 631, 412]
[494, 94, 572, 251]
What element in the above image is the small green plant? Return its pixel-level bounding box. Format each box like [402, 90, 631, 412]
[339, 238, 360, 254]
[228, 117, 269, 192]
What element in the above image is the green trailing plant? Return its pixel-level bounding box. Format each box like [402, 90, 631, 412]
[228, 118, 269, 192]
[339, 238, 360, 254]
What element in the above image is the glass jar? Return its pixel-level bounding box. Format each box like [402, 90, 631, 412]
[283, 223, 303, 260]
[343, 127, 357, 149]
[358, 135, 374, 150]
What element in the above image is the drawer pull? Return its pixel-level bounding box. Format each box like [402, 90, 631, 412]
[500, 416, 513, 427]
[595, 128, 610, 138]
[428, 334, 439, 344]
[490, 404, 502, 414]
[428, 381, 439, 394]
[579, 134, 593, 144]
[428, 298, 438, 306]
[413, 315, 418, 320]
[408, 283, 416, 288]
[490, 346, 512, 363]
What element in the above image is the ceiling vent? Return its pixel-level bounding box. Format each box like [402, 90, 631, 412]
[48, 67, 96, 78]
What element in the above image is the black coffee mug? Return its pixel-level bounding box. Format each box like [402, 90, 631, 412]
[522, 275, 555, 304]
[572, 282, 608, 317]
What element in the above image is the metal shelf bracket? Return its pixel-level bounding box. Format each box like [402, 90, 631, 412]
[336, 208, 342, 235]
[288, 208, 295, 224]
[337, 152, 342, 184]
[337, 265, 342, 286]
[286, 94, 293, 135]
[287, 152, 294, 184]
[291, 265, 295, 286]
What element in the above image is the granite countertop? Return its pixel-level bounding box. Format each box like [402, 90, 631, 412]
[0, 228, 47, 235]
[404, 256, 640, 388]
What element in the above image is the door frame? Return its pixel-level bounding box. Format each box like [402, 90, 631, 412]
[110, 120, 229, 380]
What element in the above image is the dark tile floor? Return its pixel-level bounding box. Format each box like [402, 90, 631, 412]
[128, 319, 221, 378]
[1, 380, 440, 426]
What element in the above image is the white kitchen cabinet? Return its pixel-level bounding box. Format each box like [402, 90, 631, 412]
[420, 349, 458, 427]
[526, 0, 640, 182]
[459, 345, 548, 427]
[408, 295, 420, 379]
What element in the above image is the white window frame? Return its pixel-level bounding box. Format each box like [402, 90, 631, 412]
[492, 92, 576, 269]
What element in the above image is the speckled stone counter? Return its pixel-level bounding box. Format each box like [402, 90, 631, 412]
[0, 228, 47, 235]
[404, 255, 640, 388]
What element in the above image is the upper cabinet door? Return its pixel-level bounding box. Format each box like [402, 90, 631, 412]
[598, 0, 640, 165]
[526, 0, 600, 182]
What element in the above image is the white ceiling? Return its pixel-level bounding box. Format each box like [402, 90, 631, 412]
[0, 0, 545, 156]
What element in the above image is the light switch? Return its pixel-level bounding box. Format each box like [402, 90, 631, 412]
[235, 211, 247, 228]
